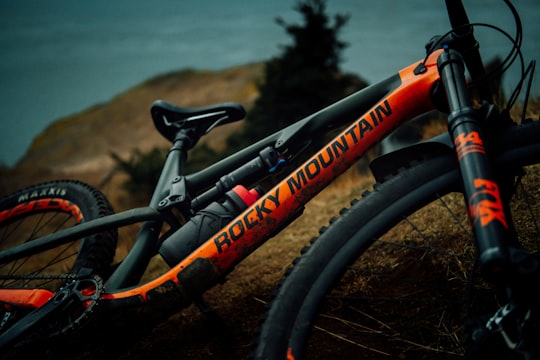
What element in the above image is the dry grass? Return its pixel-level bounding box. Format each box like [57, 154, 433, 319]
[110, 164, 540, 360]
[112, 100, 540, 360]
[8, 160, 539, 360]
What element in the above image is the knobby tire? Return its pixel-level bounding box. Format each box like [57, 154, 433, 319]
[254, 120, 540, 359]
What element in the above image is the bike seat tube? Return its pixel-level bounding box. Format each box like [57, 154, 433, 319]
[438, 48, 511, 280]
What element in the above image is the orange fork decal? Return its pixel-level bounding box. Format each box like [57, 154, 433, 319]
[454, 130, 486, 160]
[469, 178, 508, 228]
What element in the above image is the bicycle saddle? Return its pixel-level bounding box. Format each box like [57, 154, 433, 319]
[151, 99, 246, 142]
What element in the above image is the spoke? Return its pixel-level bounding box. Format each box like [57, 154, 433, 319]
[1, 212, 79, 288]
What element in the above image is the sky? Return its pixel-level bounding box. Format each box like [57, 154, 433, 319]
[0, 0, 538, 167]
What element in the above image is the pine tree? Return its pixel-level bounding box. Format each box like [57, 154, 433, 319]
[227, 0, 366, 150]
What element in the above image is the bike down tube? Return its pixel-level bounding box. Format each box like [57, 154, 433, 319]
[99, 49, 443, 306]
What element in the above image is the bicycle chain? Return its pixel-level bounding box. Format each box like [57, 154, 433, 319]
[0, 273, 79, 281]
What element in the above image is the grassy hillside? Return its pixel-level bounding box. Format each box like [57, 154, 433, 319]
[1, 63, 264, 195]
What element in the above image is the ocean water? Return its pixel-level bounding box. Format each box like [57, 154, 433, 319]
[1, 0, 538, 167]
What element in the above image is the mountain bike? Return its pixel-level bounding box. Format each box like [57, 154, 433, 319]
[1, 0, 538, 358]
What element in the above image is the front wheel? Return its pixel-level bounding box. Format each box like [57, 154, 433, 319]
[255, 121, 540, 359]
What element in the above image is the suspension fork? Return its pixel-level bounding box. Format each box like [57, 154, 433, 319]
[437, 48, 512, 281]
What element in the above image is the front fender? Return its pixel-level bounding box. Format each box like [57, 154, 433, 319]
[369, 132, 454, 183]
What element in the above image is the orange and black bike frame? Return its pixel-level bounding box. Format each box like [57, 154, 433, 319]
[95, 49, 445, 309]
[0, 0, 530, 353]
[1, 44, 516, 315]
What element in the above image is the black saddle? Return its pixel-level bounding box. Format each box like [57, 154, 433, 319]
[151, 99, 246, 143]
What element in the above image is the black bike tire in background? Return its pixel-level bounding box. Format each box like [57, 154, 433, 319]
[0, 180, 117, 288]
[254, 120, 540, 359]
